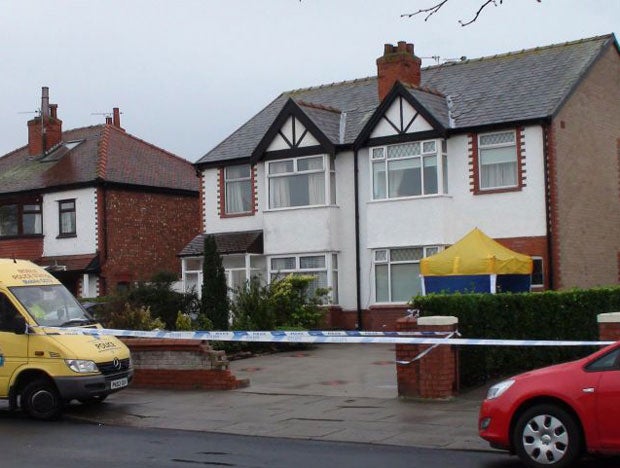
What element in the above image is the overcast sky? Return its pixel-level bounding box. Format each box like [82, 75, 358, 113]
[1, 1, 618, 162]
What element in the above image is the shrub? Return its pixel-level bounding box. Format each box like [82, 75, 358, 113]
[230, 274, 329, 331]
[411, 287, 620, 387]
[200, 235, 229, 330]
[98, 271, 200, 330]
[104, 303, 165, 330]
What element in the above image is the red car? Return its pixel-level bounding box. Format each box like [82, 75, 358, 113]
[479, 341, 620, 468]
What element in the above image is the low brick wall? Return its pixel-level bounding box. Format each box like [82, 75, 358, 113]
[121, 338, 249, 390]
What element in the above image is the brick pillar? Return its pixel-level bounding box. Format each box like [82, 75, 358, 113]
[395, 315, 420, 397]
[395, 315, 459, 399]
[598, 312, 620, 341]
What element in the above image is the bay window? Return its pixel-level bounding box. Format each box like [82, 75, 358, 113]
[269, 253, 338, 303]
[374, 246, 440, 303]
[268, 155, 331, 209]
[372, 140, 447, 200]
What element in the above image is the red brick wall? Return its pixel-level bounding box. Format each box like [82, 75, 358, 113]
[0, 237, 43, 260]
[122, 338, 249, 390]
[497, 235, 548, 290]
[100, 188, 199, 294]
[551, 45, 620, 289]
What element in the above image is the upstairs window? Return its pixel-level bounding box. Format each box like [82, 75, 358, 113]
[58, 199, 76, 237]
[372, 140, 447, 200]
[225, 165, 252, 214]
[478, 131, 517, 190]
[0, 202, 42, 237]
[268, 155, 330, 209]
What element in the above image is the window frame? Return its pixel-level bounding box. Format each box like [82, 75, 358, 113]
[58, 199, 77, 237]
[477, 130, 518, 191]
[268, 252, 338, 303]
[370, 139, 447, 201]
[0, 200, 43, 238]
[531, 256, 544, 288]
[373, 246, 440, 303]
[266, 154, 332, 210]
[223, 164, 253, 216]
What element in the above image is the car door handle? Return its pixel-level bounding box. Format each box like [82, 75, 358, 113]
[582, 387, 595, 393]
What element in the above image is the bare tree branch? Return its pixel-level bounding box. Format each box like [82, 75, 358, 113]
[402, 0, 542, 26]
[459, 0, 499, 27]
[400, 0, 449, 21]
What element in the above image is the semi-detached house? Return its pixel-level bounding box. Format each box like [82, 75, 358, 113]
[183, 34, 620, 331]
[0, 88, 200, 297]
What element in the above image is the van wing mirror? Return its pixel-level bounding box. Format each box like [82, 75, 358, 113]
[12, 315, 27, 335]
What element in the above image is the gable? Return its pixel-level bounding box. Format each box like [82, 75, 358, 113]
[266, 115, 321, 152]
[370, 96, 433, 138]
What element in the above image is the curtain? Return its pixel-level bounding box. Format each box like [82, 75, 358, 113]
[307, 173, 325, 205]
[270, 177, 291, 208]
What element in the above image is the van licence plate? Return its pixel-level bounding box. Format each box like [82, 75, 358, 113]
[110, 377, 128, 390]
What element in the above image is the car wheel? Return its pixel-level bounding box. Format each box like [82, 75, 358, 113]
[513, 404, 582, 468]
[21, 379, 62, 420]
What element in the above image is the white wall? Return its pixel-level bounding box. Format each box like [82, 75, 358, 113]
[42, 187, 98, 257]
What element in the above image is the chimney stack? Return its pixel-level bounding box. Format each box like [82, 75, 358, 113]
[376, 41, 422, 101]
[112, 107, 123, 130]
[27, 86, 63, 155]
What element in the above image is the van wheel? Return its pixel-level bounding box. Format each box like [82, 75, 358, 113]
[512, 404, 582, 468]
[21, 379, 62, 420]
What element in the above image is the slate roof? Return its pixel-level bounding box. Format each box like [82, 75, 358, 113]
[0, 124, 199, 195]
[179, 230, 264, 256]
[196, 34, 617, 167]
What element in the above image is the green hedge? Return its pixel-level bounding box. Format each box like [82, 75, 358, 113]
[411, 287, 620, 388]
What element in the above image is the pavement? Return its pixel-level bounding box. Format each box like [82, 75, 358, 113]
[65, 343, 493, 452]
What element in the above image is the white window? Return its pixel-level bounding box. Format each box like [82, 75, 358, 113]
[374, 246, 440, 303]
[371, 140, 447, 200]
[183, 255, 266, 298]
[224, 165, 252, 214]
[269, 253, 338, 302]
[478, 131, 517, 190]
[182, 257, 203, 296]
[267, 155, 331, 209]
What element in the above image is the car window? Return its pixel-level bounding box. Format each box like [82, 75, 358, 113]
[586, 348, 620, 372]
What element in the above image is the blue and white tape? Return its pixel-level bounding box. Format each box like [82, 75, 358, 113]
[44, 326, 615, 347]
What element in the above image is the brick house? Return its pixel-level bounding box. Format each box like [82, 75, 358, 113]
[0, 87, 200, 297]
[183, 34, 620, 330]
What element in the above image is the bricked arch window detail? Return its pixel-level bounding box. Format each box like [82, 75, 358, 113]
[469, 127, 526, 194]
[218, 164, 257, 218]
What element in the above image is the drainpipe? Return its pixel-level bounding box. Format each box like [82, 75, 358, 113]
[543, 123, 555, 290]
[354, 149, 363, 330]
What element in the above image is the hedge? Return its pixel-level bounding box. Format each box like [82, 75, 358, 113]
[411, 287, 620, 388]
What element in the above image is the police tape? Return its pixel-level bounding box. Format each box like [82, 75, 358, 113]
[44, 326, 615, 347]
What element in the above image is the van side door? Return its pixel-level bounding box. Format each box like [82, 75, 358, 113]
[0, 293, 29, 397]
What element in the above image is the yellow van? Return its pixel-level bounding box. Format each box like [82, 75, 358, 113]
[0, 258, 132, 419]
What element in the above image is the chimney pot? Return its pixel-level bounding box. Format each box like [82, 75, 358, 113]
[50, 104, 58, 119]
[41, 86, 50, 119]
[106, 116, 113, 125]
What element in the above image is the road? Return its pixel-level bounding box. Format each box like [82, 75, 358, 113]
[1, 413, 619, 468]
